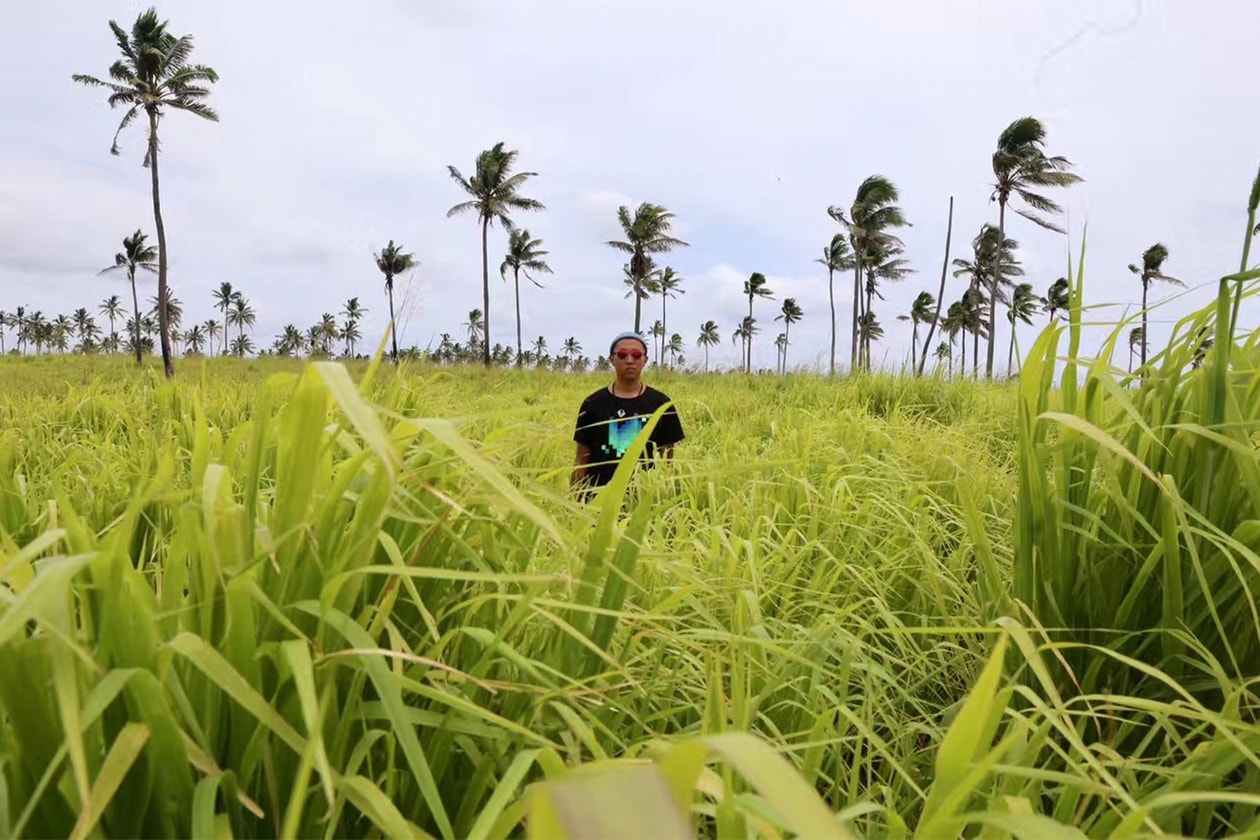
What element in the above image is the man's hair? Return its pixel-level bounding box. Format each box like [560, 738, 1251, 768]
[608, 331, 648, 356]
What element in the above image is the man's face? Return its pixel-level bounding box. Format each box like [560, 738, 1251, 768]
[611, 339, 647, 377]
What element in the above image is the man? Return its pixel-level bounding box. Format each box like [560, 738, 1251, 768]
[571, 331, 685, 494]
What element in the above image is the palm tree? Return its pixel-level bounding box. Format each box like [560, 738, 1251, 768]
[988, 116, 1083, 377]
[184, 323, 206, 355]
[499, 228, 553, 363]
[341, 297, 367, 356]
[774, 333, 788, 375]
[774, 297, 803, 373]
[149, 292, 182, 335]
[229, 334, 254, 357]
[742, 272, 774, 373]
[857, 312, 884, 368]
[816, 233, 857, 377]
[562, 337, 581, 362]
[98, 230, 158, 365]
[934, 341, 952, 375]
[1128, 243, 1182, 369]
[0, 311, 7, 355]
[52, 315, 73, 354]
[447, 143, 545, 367]
[211, 282, 237, 357]
[732, 316, 758, 371]
[464, 309, 485, 351]
[650, 320, 665, 360]
[1127, 326, 1146, 373]
[72, 309, 95, 344]
[1005, 282, 1041, 374]
[959, 287, 989, 378]
[665, 333, 684, 368]
[656, 267, 685, 368]
[74, 8, 219, 378]
[202, 319, 221, 356]
[1044, 277, 1070, 322]
[375, 240, 416, 363]
[606, 203, 688, 332]
[98, 295, 123, 351]
[228, 295, 255, 343]
[830, 175, 910, 372]
[697, 320, 720, 372]
[898, 291, 936, 372]
[940, 303, 965, 376]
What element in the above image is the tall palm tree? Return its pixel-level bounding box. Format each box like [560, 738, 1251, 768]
[463, 309, 485, 351]
[149, 292, 182, 334]
[74, 8, 219, 378]
[531, 335, 547, 358]
[211, 282, 237, 357]
[229, 334, 254, 357]
[1005, 282, 1041, 375]
[934, 341, 952, 375]
[228, 294, 255, 343]
[1127, 326, 1146, 374]
[52, 315, 73, 354]
[697, 320, 720, 372]
[656, 267, 685, 368]
[774, 297, 803, 373]
[857, 312, 884, 368]
[861, 242, 913, 365]
[562, 337, 582, 362]
[650, 321, 665, 360]
[1043, 277, 1070, 322]
[774, 333, 788, 375]
[606, 203, 688, 333]
[447, 143, 545, 367]
[742, 272, 774, 373]
[988, 116, 1083, 377]
[375, 240, 416, 363]
[340, 297, 367, 357]
[829, 175, 910, 372]
[732, 316, 758, 371]
[816, 233, 857, 377]
[184, 323, 206, 355]
[71, 308, 95, 344]
[1128, 243, 1182, 369]
[98, 230, 158, 365]
[498, 228, 553, 363]
[98, 295, 123, 352]
[665, 333, 684, 368]
[898, 291, 936, 372]
[202, 319, 221, 356]
[959, 287, 989, 378]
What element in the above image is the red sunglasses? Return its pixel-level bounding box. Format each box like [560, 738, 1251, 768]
[614, 350, 644, 361]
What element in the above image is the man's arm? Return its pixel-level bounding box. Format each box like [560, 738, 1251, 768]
[571, 442, 593, 488]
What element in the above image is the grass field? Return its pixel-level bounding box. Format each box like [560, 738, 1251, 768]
[2, 257, 1260, 838]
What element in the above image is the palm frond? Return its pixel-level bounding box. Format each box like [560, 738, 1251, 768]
[1011, 205, 1067, 234]
[447, 201, 479, 218]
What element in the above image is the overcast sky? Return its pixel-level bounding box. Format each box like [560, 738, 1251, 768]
[2, 0, 1257, 372]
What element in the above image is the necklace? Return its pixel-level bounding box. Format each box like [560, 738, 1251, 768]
[609, 382, 645, 399]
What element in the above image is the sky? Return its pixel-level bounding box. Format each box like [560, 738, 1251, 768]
[2, 0, 1258, 373]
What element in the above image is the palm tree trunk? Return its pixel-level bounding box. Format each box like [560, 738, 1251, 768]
[961, 329, 967, 373]
[1008, 321, 1016, 376]
[661, 293, 668, 370]
[513, 267, 523, 365]
[480, 218, 491, 368]
[917, 196, 953, 376]
[784, 322, 790, 374]
[1140, 282, 1149, 369]
[746, 297, 753, 374]
[911, 323, 919, 372]
[827, 267, 836, 377]
[222, 312, 229, 357]
[633, 274, 642, 333]
[128, 270, 142, 366]
[973, 328, 979, 379]
[987, 200, 1006, 378]
[850, 263, 860, 373]
[147, 109, 174, 378]
[387, 280, 399, 363]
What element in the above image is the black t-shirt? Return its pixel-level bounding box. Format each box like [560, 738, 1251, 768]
[573, 384, 685, 487]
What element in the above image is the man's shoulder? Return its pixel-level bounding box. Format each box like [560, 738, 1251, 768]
[577, 387, 610, 414]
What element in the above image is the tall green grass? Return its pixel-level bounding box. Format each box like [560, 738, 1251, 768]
[1, 170, 1258, 837]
